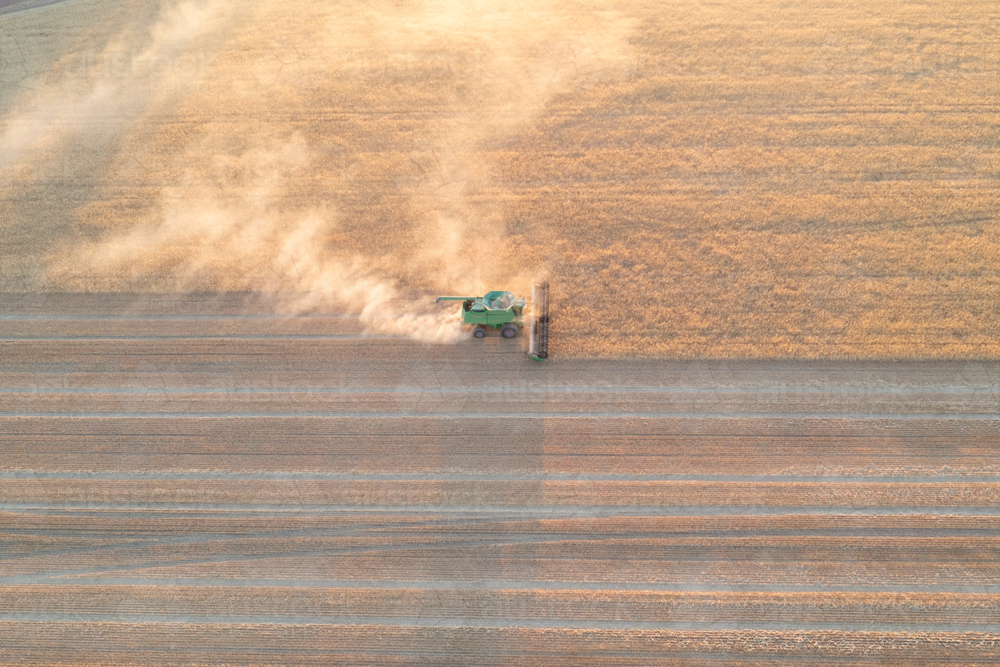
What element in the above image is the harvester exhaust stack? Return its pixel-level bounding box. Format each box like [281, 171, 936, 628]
[528, 282, 550, 361]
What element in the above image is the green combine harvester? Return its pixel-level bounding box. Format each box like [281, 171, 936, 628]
[436, 282, 549, 360]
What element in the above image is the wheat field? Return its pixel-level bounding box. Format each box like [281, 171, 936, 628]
[3, 3, 998, 661]
[1, 0, 998, 357]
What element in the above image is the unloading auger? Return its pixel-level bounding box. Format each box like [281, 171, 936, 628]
[435, 282, 549, 361]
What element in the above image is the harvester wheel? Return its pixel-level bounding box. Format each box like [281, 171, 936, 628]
[500, 324, 518, 338]
[473, 326, 487, 338]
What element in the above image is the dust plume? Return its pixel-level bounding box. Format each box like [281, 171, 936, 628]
[4, 0, 635, 341]
[58, 134, 466, 341]
[0, 0, 234, 172]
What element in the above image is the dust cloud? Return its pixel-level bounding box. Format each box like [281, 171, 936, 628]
[1, 0, 634, 341]
[0, 0, 234, 171]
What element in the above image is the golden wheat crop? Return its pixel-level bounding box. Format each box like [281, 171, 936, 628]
[1, 0, 998, 358]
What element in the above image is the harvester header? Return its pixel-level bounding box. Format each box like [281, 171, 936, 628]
[528, 282, 549, 361]
[435, 284, 550, 360]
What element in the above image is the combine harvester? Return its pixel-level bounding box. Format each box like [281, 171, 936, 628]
[436, 282, 549, 360]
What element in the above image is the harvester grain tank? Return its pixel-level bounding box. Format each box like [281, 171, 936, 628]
[435, 283, 549, 360]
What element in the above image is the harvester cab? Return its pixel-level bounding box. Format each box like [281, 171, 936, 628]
[436, 282, 550, 360]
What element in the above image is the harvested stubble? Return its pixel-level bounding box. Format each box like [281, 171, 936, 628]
[1, 622, 998, 665]
[5, 504, 1000, 589]
[3, 296, 1000, 663]
[4, 586, 1000, 627]
[4, 478, 1000, 508]
[4, 382, 1000, 416]
[5, 414, 998, 476]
